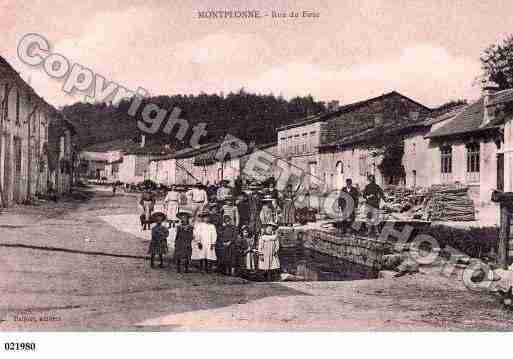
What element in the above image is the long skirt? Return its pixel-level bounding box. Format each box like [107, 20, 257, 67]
[257, 235, 280, 271]
[245, 250, 258, 271]
[282, 199, 296, 225]
[148, 239, 168, 256]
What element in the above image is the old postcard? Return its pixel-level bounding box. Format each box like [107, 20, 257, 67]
[1, 0, 513, 350]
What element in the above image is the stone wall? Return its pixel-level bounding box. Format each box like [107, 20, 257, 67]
[320, 93, 430, 145]
[281, 228, 388, 270]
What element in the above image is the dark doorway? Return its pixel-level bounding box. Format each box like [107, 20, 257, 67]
[13, 136, 22, 203]
[497, 153, 504, 191]
[3, 135, 11, 203]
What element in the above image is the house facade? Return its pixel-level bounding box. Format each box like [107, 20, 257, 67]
[277, 119, 323, 189]
[0, 56, 74, 206]
[313, 85, 513, 225]
[281, 91, 431, 191]
[193, 142, 278, 186]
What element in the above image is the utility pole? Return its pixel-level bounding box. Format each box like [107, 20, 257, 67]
[492, 190, 512, 269]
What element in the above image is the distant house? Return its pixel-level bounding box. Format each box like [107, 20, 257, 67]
[116, 141, 172, 185]
[148, 143, 218, 186]
[79, 138, 136, 181]
[192, 141, 278, 185]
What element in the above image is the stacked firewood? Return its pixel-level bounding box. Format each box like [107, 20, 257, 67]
[421, 185, 476, 221]
[382, 186, 425, 213]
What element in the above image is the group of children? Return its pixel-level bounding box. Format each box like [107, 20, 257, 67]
[145, 178, 290, 279]
[148, 209, 280, 279]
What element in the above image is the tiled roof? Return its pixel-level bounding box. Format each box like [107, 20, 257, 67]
[82, 138, 137, 153]
[425, 98, 499, 138]
[319, 120, 428, 150]
[193, 140, 276, 166]
[125, 143, 175, 155]
[277, 91, 431, 131]
[489, 88, 513, 106]
[0, 56, 56, 114]
[423, 105, 466, 126]
[149, 143, 217, 161]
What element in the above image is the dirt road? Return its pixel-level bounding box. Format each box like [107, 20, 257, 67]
[1, 187, 512, 331]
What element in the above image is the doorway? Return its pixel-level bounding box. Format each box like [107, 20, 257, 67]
[497, 153, 504, 191]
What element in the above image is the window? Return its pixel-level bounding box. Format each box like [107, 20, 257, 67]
[15, 90, 20, 125]
[309, 131, 317, 153]
[280, 137, 286, 154]
[374, 114, 383, 126]
[294, 135, 300, 154]
[134, 156, 148, 176]
[302, 133, 308, 153]
[466, 143, 480, 173]
[440, 146, 452, 174]
[466, 143, 480, 183]
[359, 155, 367, 176]
[3, 84, 8, 118]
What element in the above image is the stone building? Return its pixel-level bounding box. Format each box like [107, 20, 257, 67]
[423, 85, 513, 224]
[0, 56, 74, 206]
[279, 91, 431, 191]
[79, 138, 136, 181]
[193, 141, 278, 185]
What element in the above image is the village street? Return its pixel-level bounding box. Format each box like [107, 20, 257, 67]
[0, 187, 512, 331]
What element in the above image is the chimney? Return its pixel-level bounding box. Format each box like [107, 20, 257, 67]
[482, 78, 500, 126]
[140, 134, 146, 148]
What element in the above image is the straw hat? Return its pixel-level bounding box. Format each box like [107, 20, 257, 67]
[150, 212, 167, 222]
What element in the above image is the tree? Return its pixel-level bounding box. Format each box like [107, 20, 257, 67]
[481, 34, 513, 90]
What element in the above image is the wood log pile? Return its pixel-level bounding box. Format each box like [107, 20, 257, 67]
[382, 186, 425, 213]
[421, 185, 476, 221]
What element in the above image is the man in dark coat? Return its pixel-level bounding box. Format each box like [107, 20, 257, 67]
[362, 175, 385, 236]
[236, 193, 251, 230]
[174, 212, 193, 273]
[338, 178, 359, 233]
[216, 215, 238, 275]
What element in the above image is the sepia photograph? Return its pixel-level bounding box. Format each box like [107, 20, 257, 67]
[1, 0, 513, 354]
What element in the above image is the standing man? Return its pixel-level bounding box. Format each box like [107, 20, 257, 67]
[187, 182, 208, 222]
[362, 175, 385, 236]
[236, 193, 251, 230]
[338, 178, 359, 233]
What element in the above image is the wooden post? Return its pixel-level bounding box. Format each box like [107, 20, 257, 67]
[499, 203, 511, 269]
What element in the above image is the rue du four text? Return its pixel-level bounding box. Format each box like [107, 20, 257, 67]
[272, 10, 320, 18]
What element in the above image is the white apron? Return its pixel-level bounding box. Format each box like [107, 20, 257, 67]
[191, 223, 217, 260]
[163, 191, 180, 221]
[257, 234, 280, 270]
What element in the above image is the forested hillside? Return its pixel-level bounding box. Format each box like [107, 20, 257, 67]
[62, 90, 327, 149]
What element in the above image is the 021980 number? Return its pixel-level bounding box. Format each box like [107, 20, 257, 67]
[4, 342, 36, 351]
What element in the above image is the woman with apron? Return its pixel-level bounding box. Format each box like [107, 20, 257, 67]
[163, 185, 180, 223]
[139, 188, 155, 231]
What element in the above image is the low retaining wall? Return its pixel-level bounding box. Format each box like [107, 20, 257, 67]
[277, 227, 388, 271]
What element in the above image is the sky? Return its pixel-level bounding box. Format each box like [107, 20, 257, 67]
[2, 0, 513, 108]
